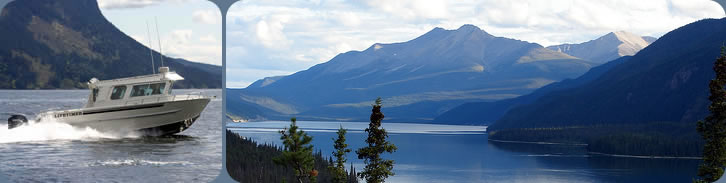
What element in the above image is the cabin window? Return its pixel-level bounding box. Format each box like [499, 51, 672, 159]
[92, 88, 99, 102]
[131, 83, 166, 97]
[110, 86, 126, 100]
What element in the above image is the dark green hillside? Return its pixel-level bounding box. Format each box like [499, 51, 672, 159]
[485, 18, 726, 157]
[491, 18, 726, 130]
[0, 0, 221, 89]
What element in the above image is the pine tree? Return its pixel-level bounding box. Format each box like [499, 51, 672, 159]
[348, 162, 358, 183]
[329, 125, 352, 183]
[356, 97, 397, 183]
[696, 46, 726, 183]
[274, 117, 318, 183]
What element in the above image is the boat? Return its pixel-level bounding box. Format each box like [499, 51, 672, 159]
[7, 67, 213, 136]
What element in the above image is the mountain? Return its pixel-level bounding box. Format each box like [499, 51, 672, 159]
[489, 18, 726, 131]
[434, 56, 630, 125]
[642, 36, 658, 44]
[546, 31, 654, 64]
[0, 0, 221, 89]
[228, 24, 595, 122]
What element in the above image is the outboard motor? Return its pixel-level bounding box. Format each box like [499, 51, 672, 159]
[8, 115, 28, 129]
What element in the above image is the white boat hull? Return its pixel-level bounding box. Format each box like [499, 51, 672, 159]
[37, 97, 211, 136]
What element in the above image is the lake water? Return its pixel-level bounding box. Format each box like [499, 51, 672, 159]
[0, 89, 222, 182]
[227, 121, 702, 183]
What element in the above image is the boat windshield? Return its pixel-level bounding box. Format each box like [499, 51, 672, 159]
[131, 83, 166, 97]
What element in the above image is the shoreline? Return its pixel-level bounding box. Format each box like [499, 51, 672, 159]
[487, 139, 587, 146]
[587, 152, 702, 160]
[488, 138, 702, 159]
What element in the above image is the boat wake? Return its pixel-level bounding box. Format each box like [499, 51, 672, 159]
[0, 119, 140, 143]
[89, 159, 192, 167]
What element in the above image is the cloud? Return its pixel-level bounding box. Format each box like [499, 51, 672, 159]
[226, 0, 725, 88]
[192, 10, 220, 24]
[199, 34, 216, 42]
[97, 0, 192, 9]
[334, 11, 362, 27]
[255, 18, 292, 50]
[170, 29, 193, 44]
[360, 0, 449, 20]
[158, 29, 222, 65]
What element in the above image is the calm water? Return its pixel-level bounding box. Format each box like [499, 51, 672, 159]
[227, 121, 701, 183]
[0, 89, 222, 182]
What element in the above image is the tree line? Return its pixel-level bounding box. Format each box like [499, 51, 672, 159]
[488, 122, 704, 157]
[227, 97, 397, 183]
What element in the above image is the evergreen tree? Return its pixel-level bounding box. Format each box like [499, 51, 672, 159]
[356, 97, 397, 183]
[274, 117, 318, 183]
[697, 46, 726, 183]
[329, 125, 352, 183]
[348, 162, 358, 183]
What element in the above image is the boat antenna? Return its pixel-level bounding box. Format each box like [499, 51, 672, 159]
[146, 20, 155, 74]
[155, 16, 164, 67]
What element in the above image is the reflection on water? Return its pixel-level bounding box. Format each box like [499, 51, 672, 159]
[229, 121, 701, 183]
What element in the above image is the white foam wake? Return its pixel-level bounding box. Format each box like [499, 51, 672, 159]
[0, 120, 140, 143]
[89, 159, 192, 167]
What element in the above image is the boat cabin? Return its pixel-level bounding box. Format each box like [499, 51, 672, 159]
[85, 67, 184, 108]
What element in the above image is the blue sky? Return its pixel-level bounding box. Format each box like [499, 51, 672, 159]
[91, 0, 725, 88]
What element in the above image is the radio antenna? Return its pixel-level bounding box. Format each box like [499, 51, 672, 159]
[146, 20, 155, 74]
[155, 17, 164, 67]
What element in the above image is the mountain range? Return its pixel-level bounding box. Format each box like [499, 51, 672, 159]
[547, 31, 655, 64]
[0, 0, 222, 89]
[434, 56, 630, 125]
[488, 18, 726, 131]
[227, 25, 651, 122]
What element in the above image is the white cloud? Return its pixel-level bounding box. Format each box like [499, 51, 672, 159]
[361, 0, 449, 20]
[157, 29, 222, 65]
[98, 0, 155, 9]
[255, 18, 292, 50]
[226, 0, 725, 88]
[192, 10, 220, 24]
[170, 29, 193, 44]
[99, 0, 221, 66]
[334, 11, 362, 27]
[97, 0, 192, 9]
[199, 34, 216, 42]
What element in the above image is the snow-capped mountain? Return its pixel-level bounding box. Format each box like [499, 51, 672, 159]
[547, 31, 655, 64]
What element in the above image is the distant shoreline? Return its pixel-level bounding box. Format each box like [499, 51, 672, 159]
[488, 139, 703, 159]
[587, 152, 702, 160]
[488, 139, 587, 146]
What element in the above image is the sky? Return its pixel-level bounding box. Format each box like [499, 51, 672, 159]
[225, 0, 726, 88]
[89, 0, 726, 88]
[97, 0, 222, 66]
